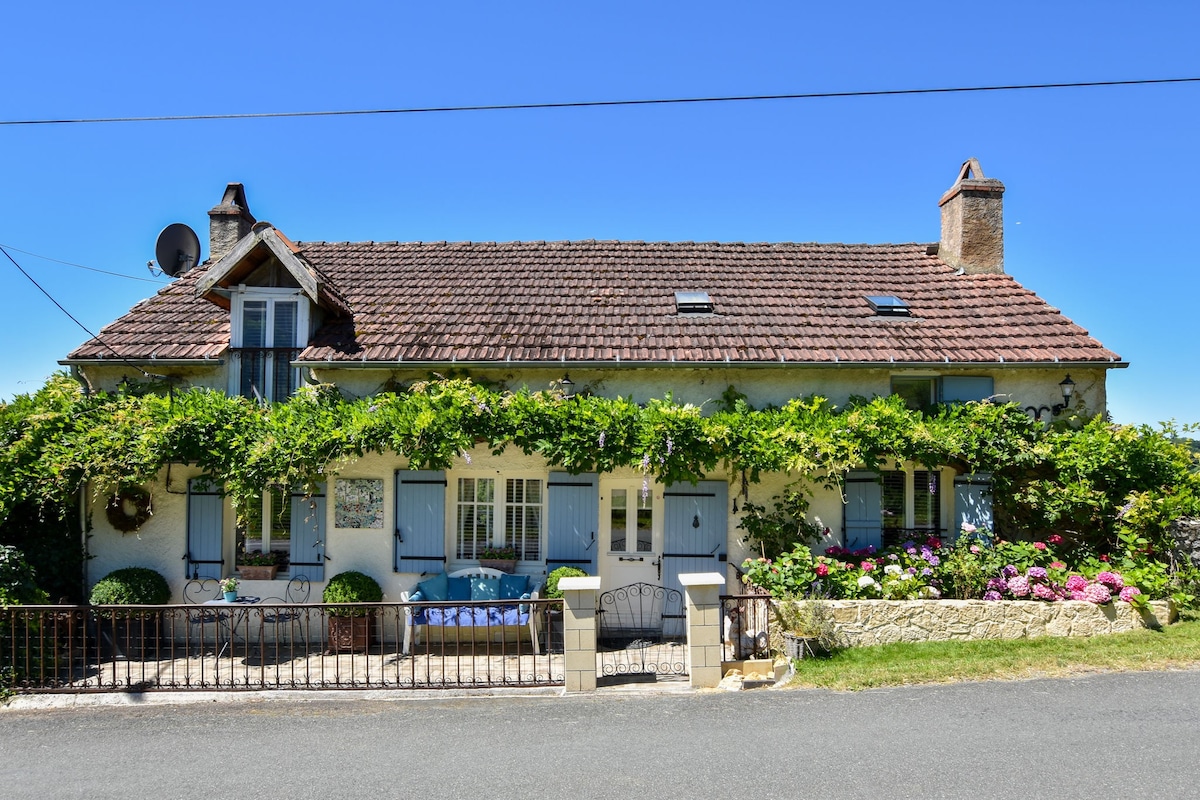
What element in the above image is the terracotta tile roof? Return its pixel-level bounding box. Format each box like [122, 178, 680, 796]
[67, 240, 1121, 365]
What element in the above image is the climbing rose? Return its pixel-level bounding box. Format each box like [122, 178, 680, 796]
[1007, 576, 1030, 598]
[1065, 575, 1089, 593]
[1096, 571, 1124, 591]
[1119, 586, 1142, 603]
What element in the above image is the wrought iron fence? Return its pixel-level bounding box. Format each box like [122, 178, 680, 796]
[720, 590, 775, 662]
[1, 600, 563, 693]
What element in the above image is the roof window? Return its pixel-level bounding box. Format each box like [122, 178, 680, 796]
[675, 291, 714, 314]
[865, 295, 911, 317]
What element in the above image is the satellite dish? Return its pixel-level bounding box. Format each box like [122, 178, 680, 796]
[154, 223, 201, 278]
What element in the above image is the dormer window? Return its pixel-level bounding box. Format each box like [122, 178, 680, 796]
[230, 287, 310, 403]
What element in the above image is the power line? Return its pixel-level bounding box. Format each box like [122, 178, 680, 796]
[0, 244, 154, 379]
[0, 242, 168, 284]
[2, 77, 1197, 127]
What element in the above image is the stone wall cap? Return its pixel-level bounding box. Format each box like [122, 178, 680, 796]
[558, 576, 601, 592]
[678, 572, 726, 587]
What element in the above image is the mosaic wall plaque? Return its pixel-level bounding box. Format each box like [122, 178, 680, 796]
[334, 479, 384, 529]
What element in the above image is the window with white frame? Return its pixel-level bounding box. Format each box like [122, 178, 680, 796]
[237, 490, 292, 573]
[608, 487, 653, 553]
[230, 287, 309, 403]
[455, 476, 544, 561]
[881, 469, 943, 535]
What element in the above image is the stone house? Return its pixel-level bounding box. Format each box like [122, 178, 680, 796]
[63, 160, 1123, 602]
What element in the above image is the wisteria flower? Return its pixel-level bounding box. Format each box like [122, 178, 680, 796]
[1119, 586, 1142, 603]
[1027, 566, 1048, 582]
[1096, 571, 1124, 591]
[598, 431, 606, 448]
[1082, 583, 1113, 604]
[1007, 576, 1031, 598]
[1032, 583, 1058, 601]
[983, 590, 1003, 601]
[1002, 565, 1019, 579]
[1065, 575, 1089, 593]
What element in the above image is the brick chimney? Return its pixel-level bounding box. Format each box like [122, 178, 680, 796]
[938, 158, 1004, 275]
[208, 183, 256, 264]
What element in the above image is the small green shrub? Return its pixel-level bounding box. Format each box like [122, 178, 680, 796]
[88, 567, 170, 605]
[544, 566, 588, 599]
[322, 571, 383, 616]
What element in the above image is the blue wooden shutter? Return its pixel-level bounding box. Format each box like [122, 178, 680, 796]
[394, 470, 447, 575]
[953, 473, 993, 539]
[289, 484, 326, 581]
[940, 376, 994, 404]
[186, 477, 224, 579]
[843, 471, 883, 550]
[546, 472, 599, 573]
[662, 481, 728, 638]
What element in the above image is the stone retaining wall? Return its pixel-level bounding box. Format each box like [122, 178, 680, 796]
[786, 599, 1176, 647]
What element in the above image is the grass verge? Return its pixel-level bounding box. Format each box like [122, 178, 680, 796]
[786, 612, 1200, 691]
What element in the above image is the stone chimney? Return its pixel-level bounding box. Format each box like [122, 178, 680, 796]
[938, 158, 1004, 274]
[208, 183, 256, 264]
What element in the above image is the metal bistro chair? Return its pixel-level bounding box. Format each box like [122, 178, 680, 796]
[183, 578, 227, 655]
[260, 575, 312, 623]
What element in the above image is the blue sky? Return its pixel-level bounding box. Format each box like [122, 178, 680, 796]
[1, 1, 1197, 426]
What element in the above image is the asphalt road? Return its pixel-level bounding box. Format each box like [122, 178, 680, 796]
[3, 671, 1199, 799]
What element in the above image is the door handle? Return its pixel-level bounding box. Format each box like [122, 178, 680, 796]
[618, 556, 644, 562]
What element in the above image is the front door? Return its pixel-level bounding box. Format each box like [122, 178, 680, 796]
[600, 479, 659, 591]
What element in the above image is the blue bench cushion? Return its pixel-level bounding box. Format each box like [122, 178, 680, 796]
[500, 573, 529, 599]
[470, 576, 499, 602]
[416, 573, 449, 602]
[448, 576, 471, 601]
[421, 606, 530, 626]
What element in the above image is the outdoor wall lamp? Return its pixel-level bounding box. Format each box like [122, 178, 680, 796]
[561, 374, 575, 399]
[1025, 375, 1075, 422]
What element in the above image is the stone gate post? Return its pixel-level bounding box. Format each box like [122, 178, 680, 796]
[680, 572, 726, 689]
[559, 575, 601, 693]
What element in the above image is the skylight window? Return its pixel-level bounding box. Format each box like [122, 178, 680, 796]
[675, 291, 714, 314]
[865, 295, 911, 317]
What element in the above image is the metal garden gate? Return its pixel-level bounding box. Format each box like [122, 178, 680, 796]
[596, 582, 687, 684]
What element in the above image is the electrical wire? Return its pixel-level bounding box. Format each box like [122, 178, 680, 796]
[0, 244, 153, 378]
[0, 242, 168, 284]
[1, 77, 1196, 126]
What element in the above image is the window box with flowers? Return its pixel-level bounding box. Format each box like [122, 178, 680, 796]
[237, 550, 280, 581]
[478, 545, 519, 574]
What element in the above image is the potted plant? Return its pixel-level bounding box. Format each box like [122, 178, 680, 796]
[322, 571, 383, 653]
[237, 550, 279, 581]
[89, 566, 171, 659]
[774, 598, 837, 661]
[218, 577, 240, 601]
[479, 545, 519, 574]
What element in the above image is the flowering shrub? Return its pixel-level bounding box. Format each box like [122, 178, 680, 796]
[742, 522, 1185, 606]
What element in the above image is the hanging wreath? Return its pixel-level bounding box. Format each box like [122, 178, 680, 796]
[106, 486, 153, 533]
